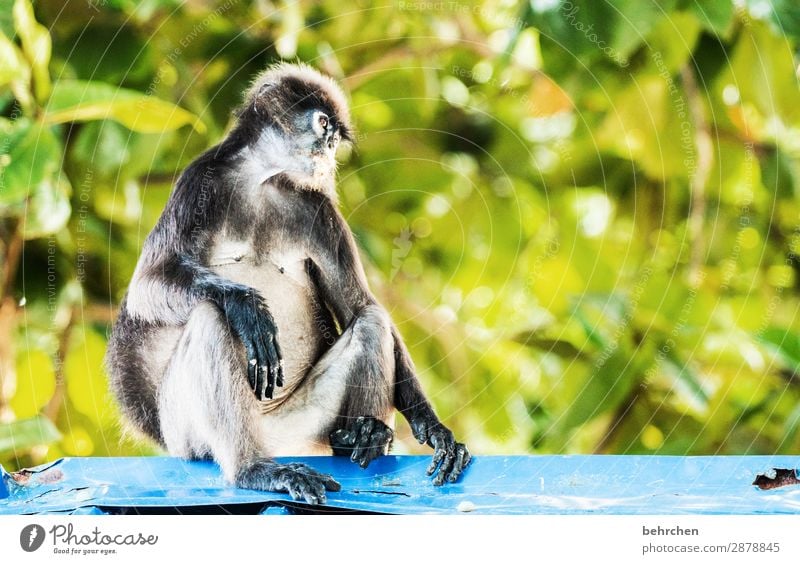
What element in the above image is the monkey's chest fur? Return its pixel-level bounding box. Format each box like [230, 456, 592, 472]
[209, 237, 332, 409]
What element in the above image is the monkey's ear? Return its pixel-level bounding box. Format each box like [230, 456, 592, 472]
[250, 82, 274, 118]
[238, 81, 283, 128]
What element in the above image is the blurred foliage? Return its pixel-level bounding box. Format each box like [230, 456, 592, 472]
[1, 0, 800, 470]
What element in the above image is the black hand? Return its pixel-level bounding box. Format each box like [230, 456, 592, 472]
[219, 286, 284, 400]
[411, 418, 471, 485]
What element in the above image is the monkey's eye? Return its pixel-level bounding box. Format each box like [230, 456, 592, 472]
[314, 111, 331, 132]
[312, 111, 330, 137]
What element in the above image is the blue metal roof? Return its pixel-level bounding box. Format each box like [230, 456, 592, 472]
[1, 455, 799, 515]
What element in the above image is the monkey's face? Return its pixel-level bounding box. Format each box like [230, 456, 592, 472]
[300, 107, 342, 165]
[279, 107, 344, 189]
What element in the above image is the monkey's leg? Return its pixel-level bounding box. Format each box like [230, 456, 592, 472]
[326, 304, 397, 468]
[261, 303, 395, 467]
[158, 301, 340, 504]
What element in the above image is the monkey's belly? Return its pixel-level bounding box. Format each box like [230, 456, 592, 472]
[211, 252, 328, 396]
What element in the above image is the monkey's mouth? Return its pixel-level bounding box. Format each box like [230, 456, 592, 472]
[311, 147, 337, 166]
[325, 130, 340, 151]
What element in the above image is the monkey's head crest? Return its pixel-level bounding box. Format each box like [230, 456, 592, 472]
[241, 62, 353, 141]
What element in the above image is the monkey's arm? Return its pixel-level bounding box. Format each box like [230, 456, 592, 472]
[392, 330, 471, 484]
[308, 201, 470, 484]
[128, 250, 284, 400]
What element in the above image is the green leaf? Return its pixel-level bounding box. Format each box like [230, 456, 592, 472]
[606, 0, 680, 60]
[44, 80, 206, 133]
[46, 79, 124, 111]
[0, 0, 14, 37]
[0, 30, 25, 87]
[0, 29, 32, 110]
[0, 117, 61, 206]
[710, 139, 765, 207]
[62, 21, 153, 84]
[65, 326, 117, 427]
[689, 0, 734, 36]
[512, 332, 590, 360]
[23, 173, 71, 239]
[664, 350, 709, 413]
[759, 328, 800, 374]
[597, 74, 693, 180]
[11, 348, 56, 419]
[527, 0, 679, 66]
[779, 404, 800, 452]
[759, 146, 795, 200]
[642, 10, 701, 74]
[720, 20, 800, 131]
[745, 0, 800, 43]
[70, 120, 133, 176]
[12, 0, 51, 103]
[559, 342, 654, 432]
[0, 415, 61, 455]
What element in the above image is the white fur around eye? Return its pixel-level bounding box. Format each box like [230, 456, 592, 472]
[312, 110, 328, 137]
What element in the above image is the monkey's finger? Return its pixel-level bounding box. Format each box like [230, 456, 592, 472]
[246, 355, 256, 393]
[359, 427, 393, 468]
[427, 444, 446, 476]
[456, 445, 472, 477]
[350, 418, 375, 464]
[434, 449, 457, 486]
[357, 440, 383, 469]
[298, 480, 321, 505]
[285, 480, 305, 502]
[245, 340, 262, 399]
[355, 440, 376, 468]
[260, 343, 275, 400]
[251, 326, 273, 399]
[264, 332, 281, 392]
[311, 479, 327, 503]
[357, 417, 375, 444]
[447, 444, 471, 483]
[295, 474, 331, 503]
[330, 428, 356, 455]
[250, 336, 270, 400]
[273, 335, 284, 388]
[322, 474, 341, 492]
[298, 465, 341, 492]
[348, 421, 368, 461]
[350, 443, 365, 465]
[280, 473, 310, 503]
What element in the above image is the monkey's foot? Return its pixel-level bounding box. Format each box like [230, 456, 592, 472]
[235, 459, 340, 504]
[330, 416, 394, 469]
[410, 418, 471, 485]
